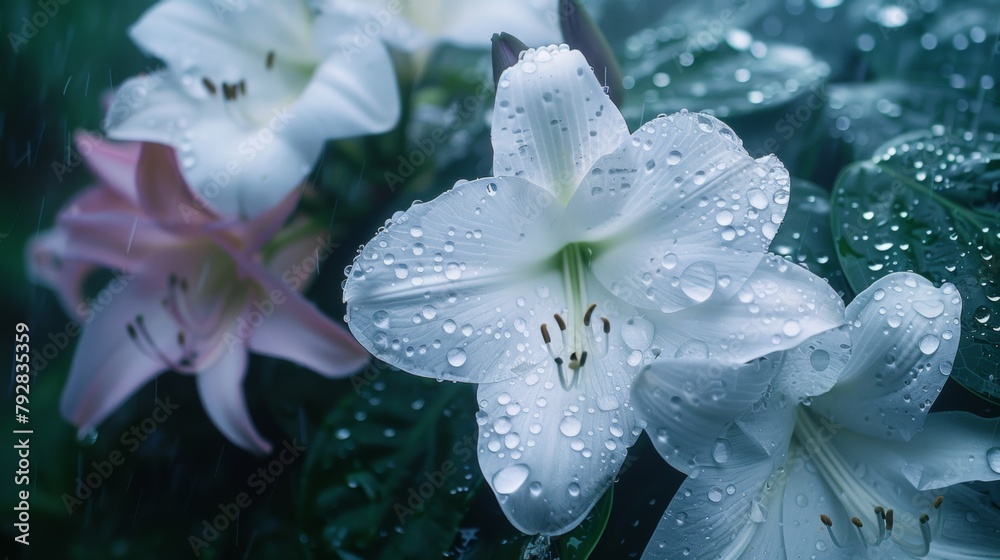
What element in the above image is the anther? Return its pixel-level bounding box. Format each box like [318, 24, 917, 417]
[554, 313, 567, 331]
[540, 323, 551, 344]
[266, 50, 275, 69]
[202, 77, 217, 95]
[601, 317, 610, 334]
[583, 303, 596, 326]
[178, 331, 186, 346]
[578, 351, 588, 368]
[238, 80, 246, 96]
[851, 517, 864, 529]
[820, 514, 833, 527]
[885, 509, 894, 533]
[933, 496, 943, 509]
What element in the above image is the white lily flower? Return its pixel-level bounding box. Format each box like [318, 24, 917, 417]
[343, 45, 844, 535]
[336, 0, 561, 53]
[105, 0, 401, 218]
[637, 272, 1000, 559]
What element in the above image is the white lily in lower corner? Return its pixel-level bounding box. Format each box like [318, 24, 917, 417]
[106, 0, 400, 218]
[636, 272, 1000, 559]
[343, 45, 845, 535]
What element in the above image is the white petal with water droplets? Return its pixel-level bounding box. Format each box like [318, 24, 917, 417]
[344, 177, 568, 384]
[810, 272, 962, 441]
[476, 303, 639, 535]
[648, 255, 845, 364]
[643, 420, 791, 560]
[572, 112, 790, 313]
[633, 357, 781, 473]
[492, 46, 630, 204]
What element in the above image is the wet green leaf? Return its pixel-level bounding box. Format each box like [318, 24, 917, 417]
[772, 179, 853, 299]
[621, 39, 830, 121]
[299, 365, 482, 559]
[832, 128, 1000, 403]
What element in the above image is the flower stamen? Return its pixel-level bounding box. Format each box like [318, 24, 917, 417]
[583, 303, 596, 326]
[266, 50, 275, 70]
[202, 77, 217, 96]
[820, 514, 847, 549]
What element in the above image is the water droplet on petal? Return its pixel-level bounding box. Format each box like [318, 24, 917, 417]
[447, 348, 467, 367]
[680, 262, 717, 303]
[622, 316, 655, 350]
[712, 438, 732, 463]
[918, 334, 940, 355]
[708, 487, 724, 502]
[493, 464, 530, 494]
[560, 416, 582, 437]
[987, 447, 1000, 474]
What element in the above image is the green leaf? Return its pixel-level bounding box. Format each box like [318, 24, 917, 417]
[557, 486, 613, 560]
[772, 179, 853, 299]
[621, 40, 830, 121]
[832, 128, 1000, 403]
[821, 82, 1000, 159]
[298, 364, 482, 559]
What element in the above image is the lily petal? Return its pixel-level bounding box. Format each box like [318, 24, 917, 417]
[28, 229, 98, 319]
[633, 356, 781, 473]
[344, 177, 568, 384]
[572, 112, 790, 313]
[196, 344, 272, 454]
[644, 420, 791, 560]
[289, 10, 401, 147]
[59, 279, 168, 434]
[129, 0, 313, 77]
[648, 255, 845, 364]
[492, 46, 629, 204]
[931, 483, 1000, 558]
[831, 411, 1000, 492]
[476, 337, 638, 535]
[106, 72, 315, 218]
[74, 131, 141, 201]
[246, 289, 369, 378]
[780, 452, 867, 558]
[135, 142, 218, 226]
[810, 272, 962, 441]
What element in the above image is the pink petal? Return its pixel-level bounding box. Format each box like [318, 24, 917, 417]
[246, 286, 368, 378]
[27, 229, 96, 319]
[195, 347, 272, 454]
[74, 131, 142, 203]
[135, 142, 219, 227]
[60, 280, 168, 433]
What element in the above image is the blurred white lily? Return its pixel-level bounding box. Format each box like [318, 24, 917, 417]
[637, 272, 1000, 558]
[343, 45, 844, 535]
[105, 0, 400, 218]
[336, 0, 562, 53]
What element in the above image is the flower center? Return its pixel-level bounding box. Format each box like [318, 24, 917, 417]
[198, 50, 312, 127]
[793, 408, 943, 557]
[126, 263, 248, 374]
[535, 244, 611, 390]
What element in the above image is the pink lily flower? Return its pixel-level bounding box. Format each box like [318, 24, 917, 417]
[30, 132, 368, 454]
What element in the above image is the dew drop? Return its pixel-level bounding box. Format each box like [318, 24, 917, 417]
[712, 438, 732, 463]
[680, 262, 717, 302]
[568, 483, 581, 497]
[708, 487, 724, 503]
[622, 316, 655, 350]
[447, 348, 467, 367]
[918, 334, 940, 355]
[987, 447, 1000, 474]
[493, 464, 530, 494]
[666, 150, 682, 165]
[372, 310, 389, 329]
[560, 416, 582, 437]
